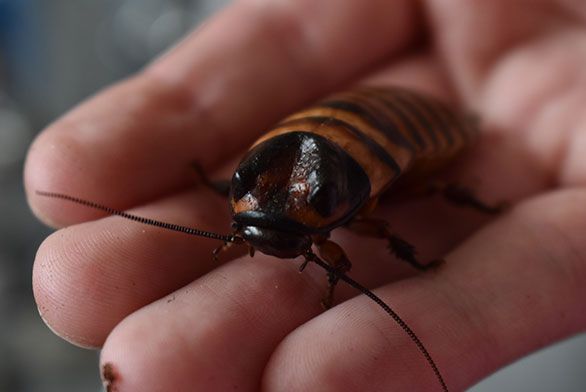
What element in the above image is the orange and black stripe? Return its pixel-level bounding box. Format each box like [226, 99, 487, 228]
[251, 87, 476, 197]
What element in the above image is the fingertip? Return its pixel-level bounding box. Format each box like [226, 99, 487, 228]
[23, 74, 203, 229]
[25, 128, 96, 228]
[98, 253, 329, 392]
[32, 228, 106, 348]
[99, 315, 158, 392]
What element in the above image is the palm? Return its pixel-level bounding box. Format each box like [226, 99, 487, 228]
[434, 0, 586, 190]
[25, 1, 586, 391]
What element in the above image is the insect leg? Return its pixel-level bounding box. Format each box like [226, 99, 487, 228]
[425, 182, 507, 214]
[346, 218, 442, 271]
[305, 249, 449, 392]
[191, 162, 231, 197]
[212, 241, 233, 262]
[313, 237, 352, 309]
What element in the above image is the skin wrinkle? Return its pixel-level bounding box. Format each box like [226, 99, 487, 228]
[34, 244, 101, 347]
[26, 0, 586, 390]
[35, 228, 124, 345]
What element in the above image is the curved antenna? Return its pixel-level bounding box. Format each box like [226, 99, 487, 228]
[35, 191, 237, 243]
[306, 251, 448, 392]
[36, 190, 446, 389]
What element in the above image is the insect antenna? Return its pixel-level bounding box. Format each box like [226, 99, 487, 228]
[306, 251, 448, 392]
[35, 191, 446, 389]
[35, 191, 237, 243]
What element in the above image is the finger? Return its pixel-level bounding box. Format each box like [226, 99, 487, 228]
[322, 54, 552, 286]
[31, 53, 552, 351]
[30, 54, 451, 350]
[365, 52, 552, 204]
[30, 53, 448, 350]
[98, 253, 327, 391]
[426, 0, 566, 104]
[263, 188, 586, 391]
[25, 0, 420, 228]
[32, 188, 236, 348]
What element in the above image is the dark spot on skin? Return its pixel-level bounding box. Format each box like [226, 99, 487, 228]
[166, 294, 176, 303]
[102, 362, 118, 392]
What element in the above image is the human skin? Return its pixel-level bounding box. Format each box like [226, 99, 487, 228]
[24, 0, 586, 391]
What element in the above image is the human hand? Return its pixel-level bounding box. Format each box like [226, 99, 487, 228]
[25, 1, 586, 390]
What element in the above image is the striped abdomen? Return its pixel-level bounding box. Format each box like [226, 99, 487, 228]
[252, 87, 476, 197]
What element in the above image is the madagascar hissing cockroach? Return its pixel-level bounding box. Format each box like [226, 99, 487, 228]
[38, 86, 502, 392]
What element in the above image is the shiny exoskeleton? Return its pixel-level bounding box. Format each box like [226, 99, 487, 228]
[229, 87, 477, 268]
[39, 86, 494, 392]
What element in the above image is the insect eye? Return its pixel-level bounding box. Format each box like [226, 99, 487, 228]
[231, 170, 256, 200]
[309, 182, 338, 217]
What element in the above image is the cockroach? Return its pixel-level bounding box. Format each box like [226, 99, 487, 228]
[38, 86, 501, 392]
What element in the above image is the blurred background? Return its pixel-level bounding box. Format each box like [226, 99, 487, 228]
[0, 1, 584, 391]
